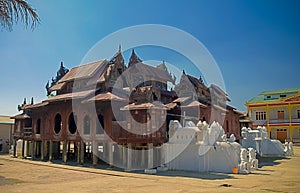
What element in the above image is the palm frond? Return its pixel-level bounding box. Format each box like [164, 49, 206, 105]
[0, 0, 40, 31]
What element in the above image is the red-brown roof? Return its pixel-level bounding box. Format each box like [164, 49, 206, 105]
[173, 97, 191, 103]
[44, 90, 94, 102]
[11, 113, 31, 119]
[165, 102, 177, 109]
[121, 102, 167, 110]
[181, 100, 207, 108]
[23, 102, 49, 110]
[83, 92, 127, 103]
[129, 62, 173, 82]
[58, 60, 106, 83]
[49, 82, 66, 91]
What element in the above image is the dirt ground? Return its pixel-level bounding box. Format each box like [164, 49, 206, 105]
[1, 147, 300, 193]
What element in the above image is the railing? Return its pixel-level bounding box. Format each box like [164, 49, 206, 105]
[292, 118, 300, 123]
[269, 119, 290, 124]
[253, 118, 300, 125]
[252, 120, 267, 125]
[23, 127, 32, 137]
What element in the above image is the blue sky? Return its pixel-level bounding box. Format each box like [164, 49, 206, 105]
[1, 0, 300, 116]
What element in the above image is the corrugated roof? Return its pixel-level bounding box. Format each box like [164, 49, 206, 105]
[58, 60, 106, 83]
[0, 115, 14, 124]
[44, 90, 94, 102]
[261, 88, 300, 95]
[246, 88, 300, 104]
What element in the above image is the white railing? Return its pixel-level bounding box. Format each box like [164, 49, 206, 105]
[269, 119, 290, 124]
[292, 118, 300, 123]
[252, 120, 267, 125]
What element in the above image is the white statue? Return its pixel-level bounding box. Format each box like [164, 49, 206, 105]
[208, 121, 219, 145]
[239, 148, 250, 174]
[248, 148, 258, 170]
[284, 142, 294, 156]
[289, 142, 294, 155]
[169, 120, 182, 137]
[228, 134, 236, 142]
[196, 121, 203, 130]
[185, 121, 195, 127]
[201, 121, 209, 145]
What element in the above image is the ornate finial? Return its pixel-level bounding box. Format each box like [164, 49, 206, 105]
[31, 97, 34, 105]
[118, 44, 122, 53]
[23, 98, 26, 105]
[183, 69, 186, 75]
[199, 76, 203, 83]
[60, 61, 63, 67]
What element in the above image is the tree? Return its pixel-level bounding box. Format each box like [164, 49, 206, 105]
[0, 0, 39, 31]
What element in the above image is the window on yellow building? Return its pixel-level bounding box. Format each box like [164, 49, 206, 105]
[298, 110, 300, 119]
[277, 110, 284, 120]
[256, 111, 266, 120]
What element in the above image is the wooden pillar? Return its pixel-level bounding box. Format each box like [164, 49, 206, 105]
[148, 143, 153, 169]
[49, 141, 53, 161]
[13, 139, 17, 157]
[41, 140, 44, 160]
[77, 141, 81, 164]
[62, 140, 67, 163]
[80, 141, 85, 165]
[21, 140, 25, 158]
[92, 141, 98, 166]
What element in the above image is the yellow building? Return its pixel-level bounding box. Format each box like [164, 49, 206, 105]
[0, 115, 14, 153]
[245, 88, 300, 143]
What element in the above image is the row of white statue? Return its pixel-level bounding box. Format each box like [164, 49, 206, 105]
[163, 120, 293, 174]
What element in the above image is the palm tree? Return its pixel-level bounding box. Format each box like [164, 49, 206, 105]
[0, 0, 39, 31]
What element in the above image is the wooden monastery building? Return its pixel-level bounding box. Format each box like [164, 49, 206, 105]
[11, 47, 241, 169]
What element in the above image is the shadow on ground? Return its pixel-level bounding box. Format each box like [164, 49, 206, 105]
[258, 156, 290, 167]
[0, 176, 24, 186]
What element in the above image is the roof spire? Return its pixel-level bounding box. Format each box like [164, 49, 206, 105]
[128, 48, 142, 67]
[118, 44, 122, 53]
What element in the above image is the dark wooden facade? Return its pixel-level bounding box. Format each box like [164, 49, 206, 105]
[11, 48, 241, 168]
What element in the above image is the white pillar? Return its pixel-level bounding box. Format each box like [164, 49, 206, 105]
[92, 141, 98, 166]
[49, 141, 53, 161]
[122, 144, 127, 169]
[148, 143, 153, 169]
[40, 140, 44, 160]
[127, 143, 132, 170]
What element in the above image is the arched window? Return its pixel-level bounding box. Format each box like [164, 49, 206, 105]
[54, 113, 62, 134]
[68, 113, 77, 134]
[96, 114, 104, 135]
[84, 115, 90, 135]
[36, 119, 41, 134]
